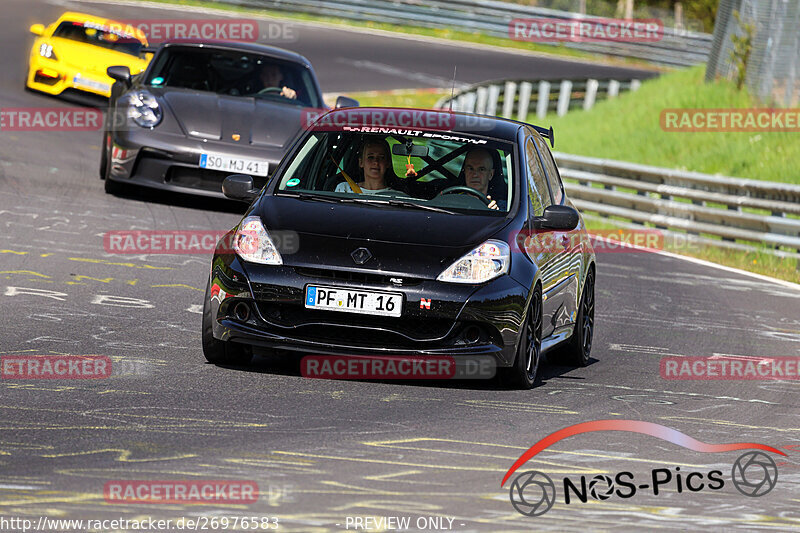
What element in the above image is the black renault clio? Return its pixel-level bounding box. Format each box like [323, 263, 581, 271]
[202, 108, 596, 389]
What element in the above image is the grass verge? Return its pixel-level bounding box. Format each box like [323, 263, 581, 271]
[584, 217, 799, 283]
[536, 66, 800, 184]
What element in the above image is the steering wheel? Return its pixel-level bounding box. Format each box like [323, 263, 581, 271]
[257, 87, 283, 95]
[437, 186, 490, 205]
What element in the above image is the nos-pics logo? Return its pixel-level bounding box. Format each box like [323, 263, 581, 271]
[502, 420, 783, 517]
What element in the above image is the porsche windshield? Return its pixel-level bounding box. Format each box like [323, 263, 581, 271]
[276, 131, 516, 214]
[144, 47, 322, 107]
[53, 21, 144, 56]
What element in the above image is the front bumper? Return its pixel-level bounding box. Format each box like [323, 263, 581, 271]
[27, 57, 112, 98]
[209, 252, 529, 367]
[107, 127, 278, 198]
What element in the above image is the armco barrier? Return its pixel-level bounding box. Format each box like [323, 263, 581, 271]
[215, 0, 711, 66]
[554, 152, 800, 261]
[434, 77, 641, 119]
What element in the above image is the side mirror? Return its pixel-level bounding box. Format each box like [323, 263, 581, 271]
[30, 24, 45, 36]
[532, 205, 579, 231]
[107, 65, 132, 87]
[223, 174, 259, 201]
[335, 96, 359, 109]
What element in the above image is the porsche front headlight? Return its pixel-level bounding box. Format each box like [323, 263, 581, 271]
[38, 43, 56, 60]
[125, 90, 162, 128]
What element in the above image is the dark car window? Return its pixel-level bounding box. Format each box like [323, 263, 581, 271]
[276, 131, 516, 214]
[52, 21, 144, 56]
[144, 47, 323, 108]
[525, 137, 550, 217]
[532, 133, 564, 205]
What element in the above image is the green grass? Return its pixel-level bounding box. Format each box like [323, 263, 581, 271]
[583, 217, 799, 283]
[345, 90, 450, 109]
[537, 66, 800, 183]
[137, 0, 663, 69]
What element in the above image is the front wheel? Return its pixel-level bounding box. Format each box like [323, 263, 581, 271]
[500, 286, 543, 389]
[201, 279, 253, 366]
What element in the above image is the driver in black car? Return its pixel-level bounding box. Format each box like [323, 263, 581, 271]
[463, 148, 500, 210]
[258, 62, 296, 99]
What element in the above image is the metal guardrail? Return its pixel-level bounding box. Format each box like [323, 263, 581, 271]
[216, 0, 712, 66]
[554, 153, 800, 261]
[434, 77, 641, 120]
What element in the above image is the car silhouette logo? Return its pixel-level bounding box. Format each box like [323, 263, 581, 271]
[351, 247, 372, 265]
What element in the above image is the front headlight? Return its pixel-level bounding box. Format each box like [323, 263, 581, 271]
[38, 43, 56, 60]
[437, 240, 510, 284]
[233, 216, 283, 265]
[125, 90, 162, 128]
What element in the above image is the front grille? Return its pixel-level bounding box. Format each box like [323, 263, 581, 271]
[255, 302, 455, 342]
[165, 166, 267, 192]
[295, 267, 422, 286]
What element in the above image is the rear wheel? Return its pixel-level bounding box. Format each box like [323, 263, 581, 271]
[201, 279, 253, 366]
[500, 286, 543, 389]
[561, 268, 595, 367]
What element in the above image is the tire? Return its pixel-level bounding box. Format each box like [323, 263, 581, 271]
[100, 132, 109, 179]
[561, 268, 595, 367]
[201, 279, 253, 366]
[104, 175, 124, 194]
[500, 286, 543, 390]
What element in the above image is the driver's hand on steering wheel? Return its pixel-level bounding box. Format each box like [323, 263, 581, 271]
[487, 195, 498, 210]
[281, 86, 297, 99]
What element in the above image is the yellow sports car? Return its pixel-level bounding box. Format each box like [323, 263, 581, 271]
[27, 12, 150, 98]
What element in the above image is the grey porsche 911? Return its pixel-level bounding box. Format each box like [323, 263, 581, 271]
[100, 40, 358, 196]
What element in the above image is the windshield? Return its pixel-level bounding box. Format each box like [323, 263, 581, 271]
[144, 47, 323, 107]
[52, 21, 144, 57]
[275, 131, 516, 214]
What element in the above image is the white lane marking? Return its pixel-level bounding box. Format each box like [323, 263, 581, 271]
[592, 235, 800, 293]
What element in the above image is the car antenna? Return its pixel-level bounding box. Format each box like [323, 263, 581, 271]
[448, 66, 456, 112]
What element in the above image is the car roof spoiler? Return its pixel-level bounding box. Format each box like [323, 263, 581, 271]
[533, 125, 555, 149]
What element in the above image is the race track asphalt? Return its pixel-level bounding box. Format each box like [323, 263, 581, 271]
[0, 0, 798, 531]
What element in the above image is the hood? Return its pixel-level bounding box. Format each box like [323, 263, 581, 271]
[257, 196, 514, 278]
[158, 89, 304, 149]
[53, 38, 148, 75]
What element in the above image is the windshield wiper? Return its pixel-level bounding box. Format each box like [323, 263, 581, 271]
[358, 197, 456, 215]
[284, 192, 354, 204]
